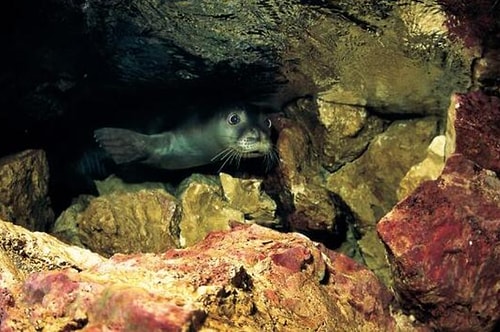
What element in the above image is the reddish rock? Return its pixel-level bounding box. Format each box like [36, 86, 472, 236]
[270, 109, 339, 233]
[378, 154, 500, 331]
[1, 224, 424, 331]
[438, 0, 497, 49]
[453, 91, 500, 172]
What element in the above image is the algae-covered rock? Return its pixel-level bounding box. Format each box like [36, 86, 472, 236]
[0, 149, 54, 231]
[327, 117, 439, 231]
[94, 174, 167, 196]
[378, 155, 500, 331]
[177, 174, 244, 247]
[219, 173, 277, 224]
[1, 224, 425, 331]
[53, 189, 181, 257]
[315, 98, 386, 171]
[446, 91, 500, 172]
[326, 117, 439, 281]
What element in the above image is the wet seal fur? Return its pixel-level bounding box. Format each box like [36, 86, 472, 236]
[94, 104, 277, 171]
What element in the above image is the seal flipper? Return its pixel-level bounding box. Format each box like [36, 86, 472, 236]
[94, 128, 150, 164]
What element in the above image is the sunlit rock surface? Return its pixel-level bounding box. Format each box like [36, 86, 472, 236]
[219, 172, 277, 223]
[304, 1, 470, 114]
[397, 135, 446, 200]
[0, 150, 54, 231]
[177, 174, 245, 247]
[378, 154, 500, 331]
[0, 219, 104, 288]
[53, 189, 181, 257]
[1, 223, 425, 331]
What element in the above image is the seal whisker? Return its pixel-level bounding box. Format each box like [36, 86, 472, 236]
[211, 147, 232, 162]
[217, 147, 239, 173]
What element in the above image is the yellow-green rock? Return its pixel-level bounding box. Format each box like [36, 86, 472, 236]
[219, 173, 277, 223]
[177, 174, 244, 247]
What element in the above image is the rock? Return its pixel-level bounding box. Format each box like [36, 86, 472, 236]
[219, 172, 277, 224]
[357, 231, 392, 288]
[0, 218, 104, 283]
[51, 195, 94, 248]
[397, 135, 446, 200]
[272, 103, 339, 233]
[94, 174, 167, 196]
[177, 174, 244, 247]
[0, 149, 54, 231]
[326, 118, 438, 281]
[327, 117, 439, 231]
[446, 91, 500, 172]
[0, 223, 426, 331]
[52, 189, 181, 257]
[377, 154, 500, 331]
[315, 98, 386, 171]
[310, 0, 471, 114]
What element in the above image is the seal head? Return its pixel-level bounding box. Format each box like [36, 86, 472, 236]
[94, 105, 276, 171]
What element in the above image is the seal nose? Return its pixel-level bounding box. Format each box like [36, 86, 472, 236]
[248, 128, 261, 141]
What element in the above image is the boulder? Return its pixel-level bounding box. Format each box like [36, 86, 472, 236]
[52, 189, 181, 257]
[378, 154, 500, 331]
[0, 149, 54, 231]
[1, 223, 425, 331]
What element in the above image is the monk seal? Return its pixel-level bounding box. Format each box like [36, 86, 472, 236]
[94, 104, 276, 171]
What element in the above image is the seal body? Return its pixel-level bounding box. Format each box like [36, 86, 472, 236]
[94, 105, 275, 170]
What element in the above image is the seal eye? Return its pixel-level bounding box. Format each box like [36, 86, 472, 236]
[227, 113, 240, 125]
[265, 118, 272, 128]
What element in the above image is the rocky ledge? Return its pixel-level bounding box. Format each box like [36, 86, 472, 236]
[0, 222, 422, 331]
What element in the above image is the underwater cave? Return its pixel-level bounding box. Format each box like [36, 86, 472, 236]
[0, 0, 499, 331]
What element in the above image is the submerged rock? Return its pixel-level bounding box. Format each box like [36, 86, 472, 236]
[0, 219, 104, 289]
[219, 172, 277, 223]
[53, 189, 181, 257]
[378, 154, 500, 331]
[326, 117, 439, 282]
[178, 173, 279, 247]
[315, 98, 386, 171]
[272, 102, 340, 233]
[446, 91, 500, 172]
[326, 118, 439, 230]
[397, 135, 446, 200]
[0, 149, 54, 232]
[1, 223, 425, 331]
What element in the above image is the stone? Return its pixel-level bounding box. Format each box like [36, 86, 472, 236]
[378, 154, 500, 331]
[219, 172, 277, 224]
[0, 149, 54, 231]
[310, 0, 471, 115]
[177, 174, 244, 247]
[271, 104, 339, 233]
[52, 189, 181, 257]
[315, 98, 386, 171]
[0, 218, 104, 282]
[326, 117, 438, 282]
[397, 135, 446, 200]
[327, 117, 439, 231]
[446, 91, 500, 172]
[0, 223, 426, 331]
[94, 174, 167, 196]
